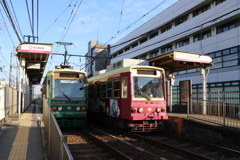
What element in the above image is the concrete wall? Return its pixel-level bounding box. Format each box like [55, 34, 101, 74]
[165, 116, 240, 150]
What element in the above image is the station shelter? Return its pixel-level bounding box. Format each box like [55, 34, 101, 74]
[16, 42, 52, 115]
[147, 50, 213, 112]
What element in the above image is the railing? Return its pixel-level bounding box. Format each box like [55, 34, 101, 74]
[192, 91, 240, 104]
[42, 96, 74, 160]
[187, 98, 240, 129]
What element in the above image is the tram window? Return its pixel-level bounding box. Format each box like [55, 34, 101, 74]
[88, 85, 94, 97]
[97, 83, 101, 97]
[113, 80, 120, 98]
[122, 78, 128, 98]
[46, 80, 50, 98]
[107, 81, 113, 98]
[101, 82, 106, 98]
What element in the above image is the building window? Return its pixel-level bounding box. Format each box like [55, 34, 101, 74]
[125, 47, 130, 52]
[193, 30, 212, 42]
[161, 45, 172, 53]
[161, 24, 172, 33]
[150, 50, 158, 58]
[149, 31, 158, 39]
[140, 54, 148, 60]
[140, 37, 148, 44]
[175, 15, 189, 26]
[175, 38, 189, 48]
[118, 50, 123, 55]
[216, 19, 240, 34]
[215, 0, 226, 5]
[132, 42, 138, 48]
[208, 46, 240, 70]
[193, 3, 211, 17]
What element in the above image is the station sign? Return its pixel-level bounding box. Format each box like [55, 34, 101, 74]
[174, 52, 212, 63]
[17, 43, 52, 54]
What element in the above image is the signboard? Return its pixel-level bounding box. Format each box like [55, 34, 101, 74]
[27, 63, 40, 69]
[180, 80, 192, 103]
[18, 44, 52, 54]
[174, 52, 212, 63]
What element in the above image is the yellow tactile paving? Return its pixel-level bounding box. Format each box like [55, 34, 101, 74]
[8, 108, 33, 160]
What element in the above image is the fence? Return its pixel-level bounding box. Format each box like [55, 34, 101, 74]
[187, 98, 240, 129]
[42, 96, 73, 160]
[0, 86, 18, 127]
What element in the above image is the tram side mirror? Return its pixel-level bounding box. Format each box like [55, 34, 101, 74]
[79, 87, 83, 90]
[79, 83, 88, 90]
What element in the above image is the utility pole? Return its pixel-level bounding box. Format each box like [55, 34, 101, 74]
[9, 52, 12, 87]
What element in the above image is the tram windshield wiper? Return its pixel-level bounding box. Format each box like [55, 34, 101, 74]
[60, 91, 71, 100]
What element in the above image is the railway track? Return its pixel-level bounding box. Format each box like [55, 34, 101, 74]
[90, 123, 240, 160]
[62, 124, 240, 160]
[62, 128, 131, 160]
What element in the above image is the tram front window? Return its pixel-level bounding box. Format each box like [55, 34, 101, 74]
[133, 77, 163, 98]
[54, 79, 84, 99]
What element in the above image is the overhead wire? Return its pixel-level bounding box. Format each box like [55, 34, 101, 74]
[48, 0, 83, 72]
[83, 3, 240, 70]
[106, 0, 169, 44]
[117, 0, 125, 33]
[82, 0, 170, 70]
[9, 0, 24, 39]
[0, 0, 22, 43]
[0, 2, 17, 48]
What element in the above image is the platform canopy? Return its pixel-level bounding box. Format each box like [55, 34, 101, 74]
[147, 50, 213, 74]
[16, 42, 53, 84]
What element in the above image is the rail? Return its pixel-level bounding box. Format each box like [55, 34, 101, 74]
[42, 96, 73, 160]
[187, 98, 240, 129]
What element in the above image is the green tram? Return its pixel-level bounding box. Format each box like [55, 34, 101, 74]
[42, 67, 88, 127]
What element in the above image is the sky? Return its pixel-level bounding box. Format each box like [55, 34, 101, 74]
[0, 0, 178, 87]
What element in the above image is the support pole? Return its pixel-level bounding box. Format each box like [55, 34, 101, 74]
[200, 68, 206, 115]
[18, 66, 22, 117]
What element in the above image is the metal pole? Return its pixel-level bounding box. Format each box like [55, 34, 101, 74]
[200, 68, 207, 115]
[9, 52, 12, 87]
[18, 66, 22, 117]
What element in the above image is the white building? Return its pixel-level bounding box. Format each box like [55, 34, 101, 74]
[109, 0, 240, 104]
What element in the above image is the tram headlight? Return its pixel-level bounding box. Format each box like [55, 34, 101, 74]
[138, 107, 143, 113]
[81, 107, 86, 110]
[76, 107, 81, 111]
[58, 107, 62, 111]
[132, 108, 137, 113]
[161, 108, 165, 112]
[52, 107, 57, 111]
[156, 107, 161, 113]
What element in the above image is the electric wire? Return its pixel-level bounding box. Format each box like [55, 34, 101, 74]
[9, 0, 23, 39]
[82, 5, 240, 70]
[0, 8, 15, 48]
[0, 0, 22, 43]
[117, 0, 125, 33]
[106, 0, 169, 44]
[40, 2, 73, 39]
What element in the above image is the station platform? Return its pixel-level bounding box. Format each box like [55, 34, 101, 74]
[0, 103, 46, 160]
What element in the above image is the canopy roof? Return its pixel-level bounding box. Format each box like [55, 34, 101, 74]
[147, 50, 213, 74]
[16, 42, 53, 84]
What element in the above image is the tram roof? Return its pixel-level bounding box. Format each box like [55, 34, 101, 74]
[88, 65, 165, 83]
[147, 50, 213, 74]
[16, 42, 53, 85]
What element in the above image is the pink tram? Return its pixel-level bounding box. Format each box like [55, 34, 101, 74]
[87, 59, 168, 132]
